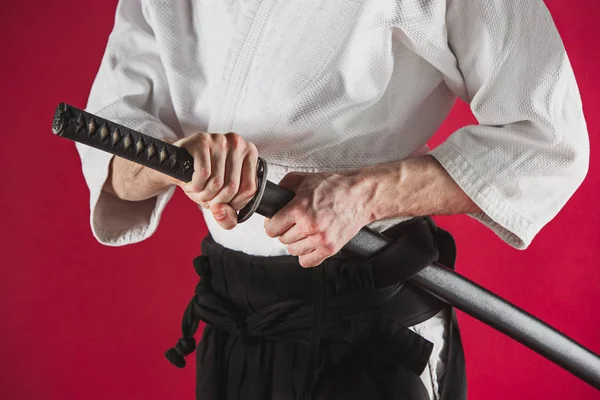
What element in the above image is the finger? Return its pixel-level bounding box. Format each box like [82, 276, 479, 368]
[298, 248, 329, 268]
[195, 137, 227, 202]
[278, 224, 306, 245]
[229, 154, 258, 211]
[278, 172, 308, 192]
[287, 236, 318, 257]
[264, 203, 297, 238]
[299, 254, 324, 268]
[186, 191, 213, 207]
[210, 144, 243, 206]
[210, 203, 238, 230]
[182, 137, 211, 193]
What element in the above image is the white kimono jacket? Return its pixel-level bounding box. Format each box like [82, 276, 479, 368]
[77, 1, 589, 398]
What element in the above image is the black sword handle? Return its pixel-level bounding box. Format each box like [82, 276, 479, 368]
[53, 103, 195, 181]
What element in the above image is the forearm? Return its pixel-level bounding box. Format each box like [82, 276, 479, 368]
[360, 155, 481, 222]
[265, 155, 481, 267]
[103, 156, 176, 201]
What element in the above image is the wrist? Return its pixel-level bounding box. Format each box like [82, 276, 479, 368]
[145, 165, 178, 188]
[108, 157, 174, 201]
[345, 162, 403, 224]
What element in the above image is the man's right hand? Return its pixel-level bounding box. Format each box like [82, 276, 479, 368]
[103, 132, 259, 230]
[174, 132, 259, 230]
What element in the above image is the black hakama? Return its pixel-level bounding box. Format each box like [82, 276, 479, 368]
[166, 217, 467, 399]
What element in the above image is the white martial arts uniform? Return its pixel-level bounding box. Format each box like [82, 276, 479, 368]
[77, 1, 589, 398]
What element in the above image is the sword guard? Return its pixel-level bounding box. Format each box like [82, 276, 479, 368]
[237, 157, 268, 223]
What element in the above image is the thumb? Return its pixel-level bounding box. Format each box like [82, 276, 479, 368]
[210, 203, 238, 230]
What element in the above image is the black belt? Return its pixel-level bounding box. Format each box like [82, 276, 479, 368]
[166, 255, 433, 399]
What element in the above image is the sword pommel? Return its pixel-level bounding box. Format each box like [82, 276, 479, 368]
[52, 102, 67, 135]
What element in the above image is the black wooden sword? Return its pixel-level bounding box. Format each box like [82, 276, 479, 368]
[52, 102, 600, 389]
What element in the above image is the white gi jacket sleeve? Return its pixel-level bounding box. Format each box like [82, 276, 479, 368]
[77, 0, 180, 246]
[428, 0, 589, 249]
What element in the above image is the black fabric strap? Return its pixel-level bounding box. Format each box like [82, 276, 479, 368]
[166, 256, 434, 398]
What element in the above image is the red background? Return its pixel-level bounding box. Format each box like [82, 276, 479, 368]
[1, 1, 599, 399]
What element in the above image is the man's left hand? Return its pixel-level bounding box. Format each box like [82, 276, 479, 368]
[264, 171, 377, 268]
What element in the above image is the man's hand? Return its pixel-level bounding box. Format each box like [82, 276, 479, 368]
[174, 132, 259, 229]
[103, 132, 259, 230]
[263, 156, 482, 268]
[263, 171, 377, 268]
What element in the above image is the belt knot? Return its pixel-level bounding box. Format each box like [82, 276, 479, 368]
[234, 311, 249, 338]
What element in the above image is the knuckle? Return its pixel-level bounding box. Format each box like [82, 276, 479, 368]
[240, 179, 257, 198]
[306, 220, 320, 235]
[226, 132, 245, 147]
[296, 196, 310, 209]
[318, 232, 334, 249]
[210, 178, 224, 191]
[286, 208, 301, 223]
[189, 136, 210, 155]
[197, 168, 211, 181]
[317, 231, 329, 245]
[249, 177, 258, 193]
[225, 180, 240, 195]
[190, 133, 209, 149]
[299, 215, 320, 234]
[299, 225, 312, 237]
[291, 204, 307, 217]
[202, 140, 211, 154]
[282, 207, 297, 220]
[322, 241, 336, 254]
[192, 192, 209, 203]
[213, 134, 228, 150]
[239, 189, 254, 202]
[225, 132, 239, 140]
[185, 192, 201, 203]
[246, 142, 258, 157]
